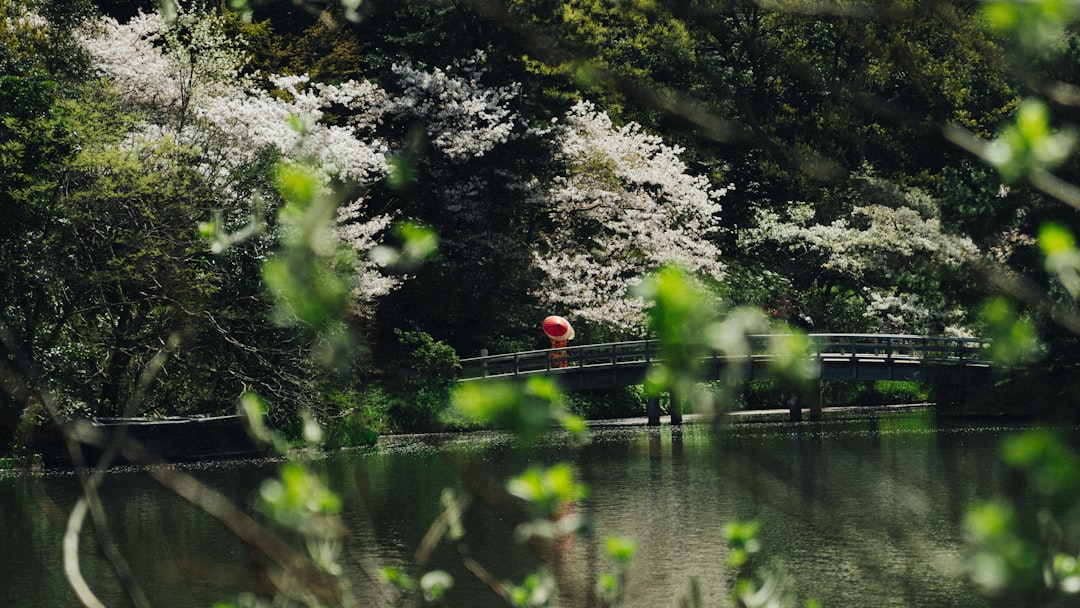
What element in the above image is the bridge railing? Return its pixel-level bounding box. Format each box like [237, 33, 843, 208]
[810, 334, 990, 362]
[459, 340, 658, 379]
[458, 334, 990, 380]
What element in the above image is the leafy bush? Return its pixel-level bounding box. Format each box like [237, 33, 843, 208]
[319, 388, 388, 449]
[566, 387, 646, 420]
[365, 330, 463, 432]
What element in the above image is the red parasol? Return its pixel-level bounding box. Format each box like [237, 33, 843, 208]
[542, 315, 575, 341]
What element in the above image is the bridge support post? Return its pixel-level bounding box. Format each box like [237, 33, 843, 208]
[787, 381, 822, 422]
[647, 396, 661, 426]
[807, 381, 822, 421]
[669, 391, 683, 425]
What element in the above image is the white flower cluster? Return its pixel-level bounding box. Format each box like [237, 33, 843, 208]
[388, 51, 522, 161]
[863, 291, 934, 334]
[78, 5, 251, 129]
[336, 199, 400, 311]
[862, 290, 968, 335]
[8, 3, 48, 31]
[76, 6, 397, 312]
[534, 101, 728, 331]
[743, 195, 979, 281]
[77, 11, 178, 110]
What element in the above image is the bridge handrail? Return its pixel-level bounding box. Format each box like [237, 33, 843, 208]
[458, 333, 990, 380]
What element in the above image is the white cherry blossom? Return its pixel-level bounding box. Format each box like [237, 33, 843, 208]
[76, 5, 397, 312]
[533, 101, 728, 331]
[387, 51, 523, 161]
[740, 179, 980, 332]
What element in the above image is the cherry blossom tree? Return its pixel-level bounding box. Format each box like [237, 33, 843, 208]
[77, 5, 249, 133]
[366, 51, 545, 350]
[532, 101, 729, 332]
[739, 173, 980, 333]
[76, 4, 399, 316]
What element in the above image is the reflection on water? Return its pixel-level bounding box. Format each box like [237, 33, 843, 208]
[0, 411, 1049, 607]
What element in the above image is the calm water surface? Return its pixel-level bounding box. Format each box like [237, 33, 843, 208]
[0, 411, 1054, 607]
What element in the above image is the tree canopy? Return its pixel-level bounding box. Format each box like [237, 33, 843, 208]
[5, 0, 1080, 440]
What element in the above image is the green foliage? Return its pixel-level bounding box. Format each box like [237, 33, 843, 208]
[452, 376, 586, 444]
[978, 297, 1041, 365]
[986, 99, 1075, 183]
[6, 84, 280, 417]
[253, 7, 367, 82]
[984, 0, 1077, 55]
[1040, 221, 1080, 298]
[507, 463, 588, 519]
[964, 429, 1080, 601]
[318, 388, 385, 448]
[373, 329, 461, 431]
[420, 569, 455, 602]
[603, 534, 637, 564]
[263, 160, 358, 371]
[638, 265, 719, 394]
[259, 461, 342, 525]
[596, 534, 638, 604]
[723, 519, 761, 568]
[506, 571, 557, 607]
[370, 221, 439, 270]
[509, 0, 696, 114]
[723, 517, 812, 608]
[817, 380, 932, 407]
[393, 330, 454, 374]
[0, 0, 93, 75]
[566, 387, 644, 420]
[1002, 429, 1080, 506]
[378, 565, 415, 592]
[15, 0, 1080, 605]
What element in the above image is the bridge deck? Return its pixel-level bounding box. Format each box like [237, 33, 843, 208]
[459, 334, 991, 391]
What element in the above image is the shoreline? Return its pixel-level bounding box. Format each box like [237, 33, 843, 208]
[584, 402, 937, 428]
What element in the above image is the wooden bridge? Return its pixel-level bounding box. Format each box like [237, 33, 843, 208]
[458, 334, 992, 423]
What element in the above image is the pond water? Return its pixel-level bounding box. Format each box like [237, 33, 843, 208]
[0, 410, 1052, 607]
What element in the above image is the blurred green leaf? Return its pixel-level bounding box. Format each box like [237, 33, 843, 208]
[604, 535, 638, 564]
[983, 0, 1077, 53]
[1002, 430, 1080, 501]
[1040, 223, 1080, 298]
[766, 332, 819, 383]
[978, 297, 1040, 365]
[506, 571, 555, 608]
[986, 99, 1075, 183]
[1040, 222, 1077, 255]
[258, 462, 342, 529]
[965, 501, 1043, 593]
[1054, 554, 1080, 593]
[506, 463, 589, 518]
[370, 221, 440, 270]
[637, 265, 718, 400]
[596, 572, 619, 600]
[388, 153, 418, 191]
[238, 391, 289, 454]
[723, 519, 762, 568]
[451, 377, 586, 444]
[379, 567, 415, 591]
[273, 162, 320, 214]
[398, 221, 439, 263]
